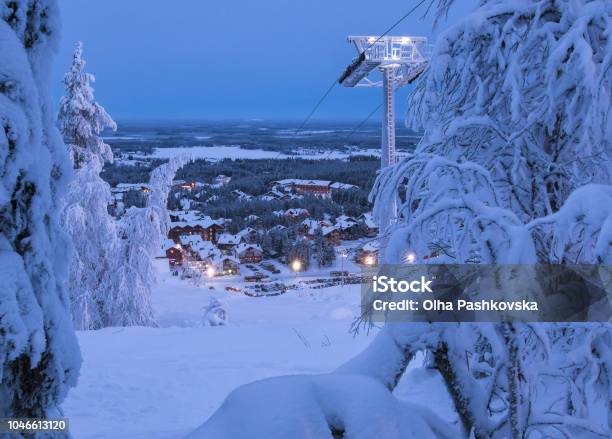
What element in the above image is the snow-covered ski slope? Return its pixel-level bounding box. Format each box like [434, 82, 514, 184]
[63, 259, 456, 438]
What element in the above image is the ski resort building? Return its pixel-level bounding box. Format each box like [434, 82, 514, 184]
[273, 179, 333, 198]
[358, 241, 380, 266]
[217, 233, 243, 253]
[237, 227, 259, 244]
[335, 215, 360, 240]
[168, 210, 225, 243]
[359, 212, 379, 237]
[214, 174, 232, 186]
[163, 240, 183, 266]
[322, 226, 341, 246]
[284, 208, 310, 220]
[236, 244, 264, 263]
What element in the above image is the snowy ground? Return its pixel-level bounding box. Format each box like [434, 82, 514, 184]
[63, 258, 455, 438]
[138, 145, 380, 161]
[125, 145, 413, 162]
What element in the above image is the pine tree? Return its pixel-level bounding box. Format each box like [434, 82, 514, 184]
[0, 0, 81, 422]
[58, 42, 118, 330]
[280, 231, 292, 257]
[313, 228, 336, 268]
[321, 240, 336, 267]
[58, 41, 116, 169]
[261, 231, 274, 257]
[314, 227, 325, 267]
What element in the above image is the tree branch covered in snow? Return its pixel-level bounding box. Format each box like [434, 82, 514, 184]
[409, 0, 612, 222]
[359, 1, 612, 437]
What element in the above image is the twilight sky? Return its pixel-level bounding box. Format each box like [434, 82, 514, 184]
[51, 0, 472, 120]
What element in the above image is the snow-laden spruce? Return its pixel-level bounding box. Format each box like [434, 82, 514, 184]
[58, 41, 116, 169]
[0, 0, 81, 423]
[59, 42, 119, 330]
[190, 1, 611, 438]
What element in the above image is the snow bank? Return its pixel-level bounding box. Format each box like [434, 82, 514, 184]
[187, 373, 455, 439]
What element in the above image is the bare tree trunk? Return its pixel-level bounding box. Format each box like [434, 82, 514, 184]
[502, 323, 523, 439]
[433, 342, 477, 438]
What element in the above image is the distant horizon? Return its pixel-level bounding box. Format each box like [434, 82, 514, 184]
[109, 117, 412, 124]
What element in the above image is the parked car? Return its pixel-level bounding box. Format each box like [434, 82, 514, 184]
[244, 272, 266, 282]
[260, 263, 281, 274]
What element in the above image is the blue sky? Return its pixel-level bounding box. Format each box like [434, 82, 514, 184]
[52, 0, 472, 120]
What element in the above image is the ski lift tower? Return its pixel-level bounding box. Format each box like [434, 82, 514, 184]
[339, 35, 430, 231]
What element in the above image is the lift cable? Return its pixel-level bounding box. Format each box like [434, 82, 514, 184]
[278, 0, 428, 160]
[274, 78, 339, 159]
[364, 0, 428, 51]
[346, 102, 383, 145]
[294, 78, 339, 138]
[323, 102, 383, 161]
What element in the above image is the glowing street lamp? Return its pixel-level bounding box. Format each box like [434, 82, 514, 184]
[206, 266, 215, 278]
[404, 252, 416, 264]
[291, 259, 302, 272]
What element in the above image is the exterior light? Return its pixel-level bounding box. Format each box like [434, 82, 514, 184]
[404, 252, 416, 264]
[206, 266, 215, 278]
[291, 259, 302, 272]
[401, 37, 411, 45]
[365, 255, 376, 266]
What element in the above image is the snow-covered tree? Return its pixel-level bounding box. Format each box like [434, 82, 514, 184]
[58, 41, 118, 330]
[202, 297, 228, 326]
[314, 227, 325, 266]
[260, 231, 274, 256]
[403, 0, 611, 227]
[322, 241, 336, 267]
[58, 45, 191, 330]
[58, 41, 116, 169]
[0, 0, 81, 422]
[104, 155, 192, 327]
[314, 227, 336, 268]
[362, 1, 612, 437]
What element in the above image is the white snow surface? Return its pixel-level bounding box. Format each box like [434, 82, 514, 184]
[62, 259, 456, 438]
[138, 145, 405, 161]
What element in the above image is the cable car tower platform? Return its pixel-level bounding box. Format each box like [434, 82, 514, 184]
[339, 35, 431, 230]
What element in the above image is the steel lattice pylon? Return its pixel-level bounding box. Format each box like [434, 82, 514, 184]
[339, 35, 431, 232]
